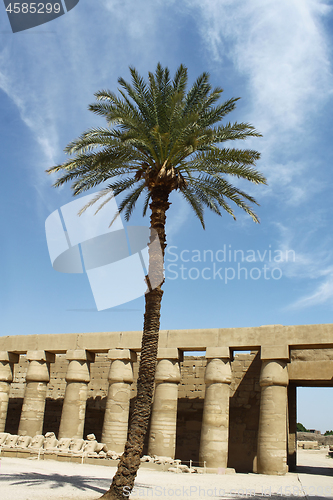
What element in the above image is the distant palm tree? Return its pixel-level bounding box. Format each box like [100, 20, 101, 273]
[47, 63, 266, 499]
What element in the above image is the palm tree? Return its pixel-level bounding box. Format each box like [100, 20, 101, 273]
[47, 63, 266, 499]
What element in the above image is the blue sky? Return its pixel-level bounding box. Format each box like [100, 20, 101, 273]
[1, 0, 333, 432]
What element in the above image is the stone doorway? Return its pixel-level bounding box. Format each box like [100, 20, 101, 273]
[288, 385, 333, 473]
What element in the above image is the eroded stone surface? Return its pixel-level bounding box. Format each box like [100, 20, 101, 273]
[148, 356, 181, 459]
[29, 435, 45, 449]
[257, 360, 288, 475]
[101, 353, 135, 453]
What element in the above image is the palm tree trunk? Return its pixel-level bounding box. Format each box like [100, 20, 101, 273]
[100, 187, 170, 500]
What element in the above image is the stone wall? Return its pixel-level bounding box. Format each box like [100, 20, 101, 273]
[229, 352, 261, 472]
[5, 351, 261, 471]
[176, 357, 206, 462]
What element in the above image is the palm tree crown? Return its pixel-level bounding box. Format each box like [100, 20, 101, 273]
[48, 63, 266, 229]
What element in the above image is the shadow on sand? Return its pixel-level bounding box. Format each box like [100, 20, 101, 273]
[0, 471, 111, 495]
[297, 464, 333, 476]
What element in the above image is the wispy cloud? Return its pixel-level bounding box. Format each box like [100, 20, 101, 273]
[291, 274, 333, 308]
[265, 222, 333, 308]
[0, 37, 73, 202]
[0, 1, 180, 212]
[188, 0, 333, 206]
[189, 0, 332, 130]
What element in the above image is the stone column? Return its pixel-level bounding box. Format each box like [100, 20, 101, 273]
[58, 350, 95, 440]
[148, 348, 181, 459]
[199, 347, 231, 469]
[18, 351, 55, 437]
[257, 346, 289, 475]
[0, 352, 19, 432]
[101, 349, 136, 453]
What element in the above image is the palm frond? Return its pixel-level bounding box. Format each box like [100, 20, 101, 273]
[76, 188, 114, 216]
[213, 122, 263, 142]
[114, 182, 146, 222]
[181, 187, 205, 228]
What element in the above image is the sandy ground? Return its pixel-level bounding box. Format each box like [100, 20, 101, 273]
[0, 447, 333, 500]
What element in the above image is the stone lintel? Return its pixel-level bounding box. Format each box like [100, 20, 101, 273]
[108, 349, 137, 361]
[261, 345, 290, 361]
[26, 350, 55, 363]
[206, 346, 230, 359]
[288, 360, 333, 382]
[0, 351, 19, 363]
[66, 350, 95, 362]
[157, 348, 181, 360]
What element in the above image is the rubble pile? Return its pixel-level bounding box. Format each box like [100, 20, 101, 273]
[140, 454, 197, 473]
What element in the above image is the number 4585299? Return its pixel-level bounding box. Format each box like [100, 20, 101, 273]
[5, 3, 62, 14]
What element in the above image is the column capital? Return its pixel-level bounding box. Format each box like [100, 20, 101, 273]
[205, 347, 230, 359]
[0, 352, 17, 383]
[0, 352, 19, 363]
[26, 350, 55, 363]
[108, 357, 135, 384]
[108, 349, 137, 362]
[65, 350, 95, 362]
[205, 357, 231, 385]
[155, 357, 181, 384]
[260, 359, 288, 387]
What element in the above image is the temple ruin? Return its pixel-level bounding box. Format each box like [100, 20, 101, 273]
[1, 323, 333, 474]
